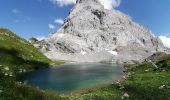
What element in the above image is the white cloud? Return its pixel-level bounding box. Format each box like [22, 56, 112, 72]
[159, 35, 170, 48]
[48, 24, 55, 29]
[50, 0, 76, 7]
[99, 0, 121, 9]
[12, 9, 19, 14]
[54, 19, 64, 25]
[50, 0, 122, 9]
[112, 0, 122, 8]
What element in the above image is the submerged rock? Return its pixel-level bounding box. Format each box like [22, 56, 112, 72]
[35, 0, 166, 64]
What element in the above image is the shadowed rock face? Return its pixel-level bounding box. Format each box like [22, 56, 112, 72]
[35, 0, 166, 64]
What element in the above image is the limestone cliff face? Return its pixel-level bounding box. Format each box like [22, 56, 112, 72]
[36, 0, 166, 63]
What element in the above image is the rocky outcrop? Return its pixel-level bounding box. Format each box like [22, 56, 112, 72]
[35, 0, 166, 64]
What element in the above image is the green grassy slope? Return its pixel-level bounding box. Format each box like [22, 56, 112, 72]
[122, 53, 170, 100]
[0, 28, 52, 74]
[0, 28, 65, 100]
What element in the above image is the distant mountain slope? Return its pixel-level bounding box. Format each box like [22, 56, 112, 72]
[0, 28, 51, 75]
[37, 0, 166, 64]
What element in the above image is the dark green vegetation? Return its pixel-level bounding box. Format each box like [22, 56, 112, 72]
[121, 53, 170, 100]
[0, 28, 65, 100]
[0, 28, 169, 100]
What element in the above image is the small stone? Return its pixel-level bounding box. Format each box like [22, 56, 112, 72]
[121, 96, 124, 99]
[0, 90, 3, 93]
[23, 69, 26, 72]
[19, 69, 23, 73]
[4, 67, 9, 71]
[18, 82, 22, 84]
[4, 73, 8, 76]
[123, 76, 126, 79]
[123, 92, 130, 98]
[9, 72, 13, 77]
[162, 70, 166, 72]
[127, 72, 132, 77]
[145, 69, 149, 72]
[116, 80, 121, 85]
[119, 86, 125, 90]
[159, 85, 166, 89]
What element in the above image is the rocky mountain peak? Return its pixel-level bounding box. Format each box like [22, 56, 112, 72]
[36, 0, 166, 64]
[76, 0, 99, 4]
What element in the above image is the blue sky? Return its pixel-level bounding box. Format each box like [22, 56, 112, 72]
[118, 0, 170, 37]
[0, 0, 170, 47]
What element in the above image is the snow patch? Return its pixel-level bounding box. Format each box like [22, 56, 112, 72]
[58, 33, 65, 38]
[81, 51, 87, 55]
[51, 33, 65, 39]
[108, 50, 118, 55]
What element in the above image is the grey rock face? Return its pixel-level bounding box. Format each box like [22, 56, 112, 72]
[36, 0, 166, 64]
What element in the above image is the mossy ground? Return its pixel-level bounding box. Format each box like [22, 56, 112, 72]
[0, 28, 169, 100]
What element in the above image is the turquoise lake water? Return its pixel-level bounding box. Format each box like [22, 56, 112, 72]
[18, 63, 123, 93]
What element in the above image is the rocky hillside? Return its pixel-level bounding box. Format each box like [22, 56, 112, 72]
[35, 0, 166, 64]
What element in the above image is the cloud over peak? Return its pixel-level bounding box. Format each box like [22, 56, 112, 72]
[50, 0, 122, 10]
[50, 0, 76, 7]
[54, 19, 64, 25]
[159, 35, 170, 48]
[99, 0, 121, 9]
[35, 36, 46, 41]
[48, 24, 55, 29]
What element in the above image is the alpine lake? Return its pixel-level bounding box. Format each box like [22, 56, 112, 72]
[18, 63, 124, 93]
